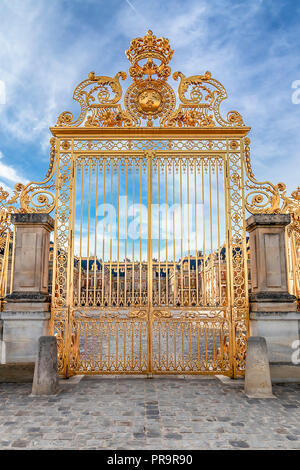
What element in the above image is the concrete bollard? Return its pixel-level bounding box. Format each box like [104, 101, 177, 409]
[31, 336, 59, 396]
[244, 336, 274, 398]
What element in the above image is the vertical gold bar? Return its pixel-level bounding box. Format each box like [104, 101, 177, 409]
[93, 160, 99, 306]
[1, 232, 9, 298]
[100, 323, 103, 370]
[123, 322, 127, 371]
[216, 161, 222, 305]
[166, 321, 169, 370]
[194, 158, 199, 306]
[9, 226, 16, 294]
[117, 158, 120, 306]
[78, 163, 84, 305]
[116, 320, 119, 370]
[213, 327, 216, 369]
[290, 231, 299, 299]
[108, 322, 111, 370]
[174, 322, 177, 370]
[92, 322, 95, 369]
[86, 159, 91, 305]
[205, 325, 208, 368]
[209, 159, 213, 306]
[173, 158, 176, 306]
[158, 322, 161, 366]
[0, 236, 5, 296]
[181, 322, 184, 369]
[187, 159, 191, 305]
[132, 158, 135, 305]
[180, 159, 183, 306]
[189, 322, 192, 368]
[158, 160, 161, 305]
[165, 158, 168, 306]
[84, 322, 87, 370]
[202, 159, 206, 305]
[197, 323, 200, 370]
[139, 161, 142, 305]
[101, 159, 106, 306]
[125, 160, 128, 306]
[131, 322, 134, 368]
[139, 321, 142, 370]
[109, 159, 113, 306]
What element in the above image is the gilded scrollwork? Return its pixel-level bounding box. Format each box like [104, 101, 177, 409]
[17, 139, 57, 214]
[0, 181, 29, 254]
[152, 310, 172, 318]
[244, 137, 300, 217]
[167, 71, 244, 128]
[128, 309, 148, 319]
[56, 71, 133, 128]
[0, 136, 57, 220]
[280, 186, 300, 229]
[0, 186, 19, 250]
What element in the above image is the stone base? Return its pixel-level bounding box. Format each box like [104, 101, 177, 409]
[250, 293, 297, 313]
[250, 311, 300, 380]
[270, 364, 300, 383]
[0, 311, 50, 364]
[3, 302, 50, 312]
[0, 362, 35, 383]
[4, 292, 50, 312]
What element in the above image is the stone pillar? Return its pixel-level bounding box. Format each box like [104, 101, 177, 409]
[244, 337, 274, 398]
[246, 214, 300, 382]
[31, 336, 59, 396]
[0, 213, 54, 364]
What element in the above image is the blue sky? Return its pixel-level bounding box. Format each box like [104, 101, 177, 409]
[0, 0, 299, 195]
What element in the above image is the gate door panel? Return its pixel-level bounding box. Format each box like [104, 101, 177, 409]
[150, 154, 231, 373]
[70, 154, 150, 373]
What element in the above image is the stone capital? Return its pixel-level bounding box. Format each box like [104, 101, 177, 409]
[11, 213, 54, 232]
[246, 213, 291, 232]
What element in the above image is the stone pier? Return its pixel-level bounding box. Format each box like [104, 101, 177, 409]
[246, 213, 300, 382]
[0, 213, 54, 364]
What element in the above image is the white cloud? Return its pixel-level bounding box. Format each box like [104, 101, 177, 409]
[0, 0, 115, 147]
[0, 150, 28, 186]
[0, 0, 299, 194]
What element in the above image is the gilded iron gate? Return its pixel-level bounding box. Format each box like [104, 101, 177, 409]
[47, 30, 251, 377]
[51, 140, 249, 377]
[1, 32, 299, 377]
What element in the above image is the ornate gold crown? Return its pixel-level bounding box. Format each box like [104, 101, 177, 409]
[55, 30, 246, 129]
[125, 30, 174, 65]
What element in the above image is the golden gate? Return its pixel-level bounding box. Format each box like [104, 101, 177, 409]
[49, 31, 250, 377]
[2, 31, 298, 377]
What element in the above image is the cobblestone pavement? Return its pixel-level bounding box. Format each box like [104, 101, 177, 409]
[0, 376, 300, 450]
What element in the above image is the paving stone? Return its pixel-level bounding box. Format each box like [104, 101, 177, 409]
[11, 439, 28, 448]
[229, 440, 250, 448]
[286, 435, 298, 441]
[0, 378, 299, 449]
